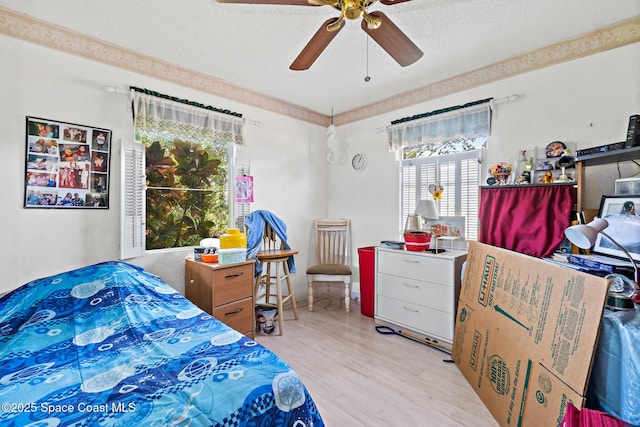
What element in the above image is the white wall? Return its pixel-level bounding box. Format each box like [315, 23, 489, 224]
[0, 34, 327, 294]
[2, 33, 639, 297]
[330, 43, 640, 282]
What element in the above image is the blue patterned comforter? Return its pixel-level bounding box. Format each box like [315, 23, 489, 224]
[0, 261, 324, 427]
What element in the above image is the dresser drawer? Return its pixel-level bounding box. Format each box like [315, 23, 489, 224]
[377, 272, 453, 313]
[211, 263, 253, 306]
[213, 297, 254, 335]
[377, 295, 454, 342]
[377, 251, 453, 285]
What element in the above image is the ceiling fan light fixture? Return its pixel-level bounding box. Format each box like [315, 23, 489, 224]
[218, 0, 420, 70]
[343, 0, 365, 20]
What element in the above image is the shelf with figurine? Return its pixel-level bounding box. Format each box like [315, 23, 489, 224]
[535, 141, 577, 184]
[513, 142, 577, 185]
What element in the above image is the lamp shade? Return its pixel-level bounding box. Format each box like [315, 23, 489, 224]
[564, 218, 609, 249]
[415, 199, 439, 220]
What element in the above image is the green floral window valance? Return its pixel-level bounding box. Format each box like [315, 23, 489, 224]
[131, 88, 245, 146]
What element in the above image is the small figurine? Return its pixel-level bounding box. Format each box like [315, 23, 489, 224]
[489, 162, 513, 185]
[541, 170, 554, 184]
[428, 183, 444, 199]
[523, 156, 534, 172]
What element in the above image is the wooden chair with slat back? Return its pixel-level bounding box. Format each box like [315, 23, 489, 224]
[306, 219, 352, 313]
[251, 220, 299, 336]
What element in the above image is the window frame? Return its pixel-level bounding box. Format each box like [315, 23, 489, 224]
[120, 138, 237, 258]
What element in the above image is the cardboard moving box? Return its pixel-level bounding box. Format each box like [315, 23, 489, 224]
[453, 242, 609, 427]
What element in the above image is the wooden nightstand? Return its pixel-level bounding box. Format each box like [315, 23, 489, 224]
[185, 258, 255, 339]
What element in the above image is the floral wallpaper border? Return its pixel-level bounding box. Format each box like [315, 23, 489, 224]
[1, 7, 638, 127]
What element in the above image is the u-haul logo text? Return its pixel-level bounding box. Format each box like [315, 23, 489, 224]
[469, 330, 482, 371]
[478, 255, 497, 307]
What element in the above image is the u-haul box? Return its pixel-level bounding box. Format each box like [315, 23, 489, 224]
[453, 242, 609, 427]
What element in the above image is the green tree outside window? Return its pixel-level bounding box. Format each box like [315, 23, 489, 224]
[141, 137, 230, 250]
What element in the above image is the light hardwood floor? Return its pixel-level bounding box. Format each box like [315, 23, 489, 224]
[255, 293, 499, 427]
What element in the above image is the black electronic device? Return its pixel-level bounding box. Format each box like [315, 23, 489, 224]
[625, 114, 640, 148]
[577, 115, 640, 159]
[577, 141, 626, 157]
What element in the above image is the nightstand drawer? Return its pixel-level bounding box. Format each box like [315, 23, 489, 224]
[213, 297, 254, 334]
[185, 259, 255, 339]
[377, 251, 453, 284]
[211, 263, 253, 306]
[377, 272, 453, 313]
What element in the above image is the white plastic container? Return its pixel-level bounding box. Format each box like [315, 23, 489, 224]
[218, 248, 246, 265]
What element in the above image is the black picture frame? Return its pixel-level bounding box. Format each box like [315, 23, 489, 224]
[593, 194, 640, 262]
[24, 116, 111, 209]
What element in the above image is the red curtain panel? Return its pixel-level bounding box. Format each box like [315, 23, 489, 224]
[479, 185, 577, 258]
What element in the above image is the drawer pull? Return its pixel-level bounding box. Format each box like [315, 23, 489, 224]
[402, 306, 419, 313]
[402, 282, 420, 289]
[402, 259, 420, 264]
[224, 272, 245, 279]
[224, 307, 245, 316]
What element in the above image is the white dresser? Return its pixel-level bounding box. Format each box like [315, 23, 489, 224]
[375, 247, 467, 349]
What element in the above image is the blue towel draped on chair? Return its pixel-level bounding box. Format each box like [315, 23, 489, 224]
[244, 210, 296, 276]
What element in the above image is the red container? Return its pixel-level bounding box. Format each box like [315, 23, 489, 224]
[403, 231, 431, 251]
[357, 246, 376, 318]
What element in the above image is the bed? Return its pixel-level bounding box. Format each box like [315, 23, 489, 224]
[0, 261, 324, 427]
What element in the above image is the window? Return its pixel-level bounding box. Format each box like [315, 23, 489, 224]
[121, 89, 244, 258]
[142, 137, 232, 250]
[390, 99, 492, 241]
[400, 143, 485, 240]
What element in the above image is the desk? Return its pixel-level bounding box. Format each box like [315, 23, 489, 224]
[587, 307, 640, 425]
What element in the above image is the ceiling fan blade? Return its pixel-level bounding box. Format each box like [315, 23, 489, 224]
[290, 18, 345, 70]
[215, 0, 320, 5]
[361, 11, 423, 67]
[379, 0, 413, 5]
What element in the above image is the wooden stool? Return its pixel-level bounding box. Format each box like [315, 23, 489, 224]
[254, 248, 299, 336]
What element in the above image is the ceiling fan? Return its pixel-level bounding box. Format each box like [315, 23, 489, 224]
[215, 0, 423, 70]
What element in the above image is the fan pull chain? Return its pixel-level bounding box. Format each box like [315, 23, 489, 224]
[364, 36, 371, 82]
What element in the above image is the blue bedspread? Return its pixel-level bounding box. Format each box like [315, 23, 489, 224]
[0, 261, 324, 427]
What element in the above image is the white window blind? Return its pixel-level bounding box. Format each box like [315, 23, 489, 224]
[400, 149, 484, 240]
[120, 139, 146, 259]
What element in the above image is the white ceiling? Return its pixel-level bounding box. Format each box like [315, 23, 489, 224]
[1, 0, 639, 117]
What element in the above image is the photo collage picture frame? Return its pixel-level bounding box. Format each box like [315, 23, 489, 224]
[24, 116, 111, 209]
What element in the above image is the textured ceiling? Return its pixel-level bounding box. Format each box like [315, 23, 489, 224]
[1, 0, 639, 118]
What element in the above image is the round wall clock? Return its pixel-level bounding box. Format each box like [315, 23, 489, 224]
[352, 153, 368, 171]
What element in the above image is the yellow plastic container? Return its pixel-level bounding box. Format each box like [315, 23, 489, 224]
[220, 228, 247, 249]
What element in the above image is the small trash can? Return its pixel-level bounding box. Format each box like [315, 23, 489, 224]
[255, 305, 279, 336]
[358, 246, 376, 318]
